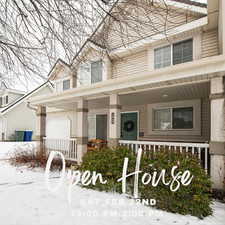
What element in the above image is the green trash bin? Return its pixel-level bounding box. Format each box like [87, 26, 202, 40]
[15, 131, 25, 142]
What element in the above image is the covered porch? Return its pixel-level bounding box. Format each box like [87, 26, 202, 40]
[32, 74, 225, 190]
[40, 80, 211, 163]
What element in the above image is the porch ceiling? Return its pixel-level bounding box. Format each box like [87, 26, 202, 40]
[51, 81, 210, 110]
[88, 81, 209, 109]
[120, 81, 210, 106]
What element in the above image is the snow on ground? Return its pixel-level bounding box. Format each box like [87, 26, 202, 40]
[0, 161, 225, 225]
[0, 142, 36, 159]
[0, 143, 225, 225]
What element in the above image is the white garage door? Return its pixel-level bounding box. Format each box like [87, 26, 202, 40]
[46, 116, 71, 139]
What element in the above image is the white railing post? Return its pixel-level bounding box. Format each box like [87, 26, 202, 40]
[119, 140, 210, 173]
[42, 138, 77, 161]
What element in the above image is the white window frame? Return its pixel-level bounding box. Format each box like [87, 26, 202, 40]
[54, 77, 71, 93]
[1, 94, 9, 106]
[154, 38, 193, 69]
[62, 79, 71, 91]
[148, 99, 201, 136]
[77, 59, 103, 87]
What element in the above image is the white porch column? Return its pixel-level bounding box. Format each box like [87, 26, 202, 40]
[108, 94, 121, 148]
[210, 77, 225, 190]
[36, 106, 46, 156]
[76, 99, 88, 164]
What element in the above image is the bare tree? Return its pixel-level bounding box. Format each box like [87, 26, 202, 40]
[0, 0, 204, 89]
[0, 0, 112, 88]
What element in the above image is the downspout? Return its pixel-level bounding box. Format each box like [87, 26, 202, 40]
[26, 101, 38, 112]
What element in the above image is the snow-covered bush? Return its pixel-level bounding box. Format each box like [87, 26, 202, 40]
[81, 147, 212, 218]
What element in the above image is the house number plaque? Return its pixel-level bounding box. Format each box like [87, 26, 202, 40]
[111, 112, 115, 124]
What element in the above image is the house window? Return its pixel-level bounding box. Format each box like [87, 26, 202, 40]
[154, 45, 171, 69]
[153, 107, 193, 130]
[78, 60, 102, 86]
[154, 39, 193, 69]
[173, 39, 193, 65]
[91, 60, 102, 84]
[62, 79, 70, 91]
[0, 97, 2, 107]
[5, 95, 8, 104]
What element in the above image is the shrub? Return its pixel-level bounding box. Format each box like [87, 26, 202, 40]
[81, 147, 212, 218]
[9, 147, 74, 169]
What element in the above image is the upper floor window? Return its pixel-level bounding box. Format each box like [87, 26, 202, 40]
[78, 60, 102, 87]
[154, 39, 193, 69]
[154, 45, 171, 69]
[63, 79, 70, 91]
[173, 39, 193, 65]
[91, 60, 102, 84]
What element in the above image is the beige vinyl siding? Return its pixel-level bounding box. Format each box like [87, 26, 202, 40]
[8, 93, 23, 105]
[112, 50, 148, 78]
[104, 1, 203, 50]
[123, 98, 210, 143]
[201, 29, 219, 58]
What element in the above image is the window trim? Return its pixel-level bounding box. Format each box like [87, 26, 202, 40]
[1, 95, 9, 106]
[54, 77, 71, 92]
[77, 60, 103, 87]
[148, 99, 201, 136]
[154, 38, 193, 69]
[62, 79, 71, 91]
[91, 60, 103, 84]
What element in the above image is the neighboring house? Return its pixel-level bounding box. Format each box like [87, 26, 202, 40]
[0, 81, 53, 141]
[0, 81, 25, 109]
[31, 0, 225, 191]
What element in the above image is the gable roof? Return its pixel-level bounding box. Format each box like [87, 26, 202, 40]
[0, 81, 53, 115]
[71, 0, 207, 66]
[0, 81, 8, 89]
[48, 58, 70, 78]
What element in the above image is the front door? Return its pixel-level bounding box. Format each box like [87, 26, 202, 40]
[96, 114, 107, 140]
[121, 112, 138, 140]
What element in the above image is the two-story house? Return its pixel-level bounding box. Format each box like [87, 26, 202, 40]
[0, 81, 25, 109]
[0, 81, 53, 141]
[31, 0, 225, 191]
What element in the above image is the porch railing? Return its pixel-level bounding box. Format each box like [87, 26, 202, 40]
[119, 140, 210, 173]
[43, 137, 77, 161]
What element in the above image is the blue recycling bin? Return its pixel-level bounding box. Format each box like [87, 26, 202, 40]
[24, 131, 33, 142]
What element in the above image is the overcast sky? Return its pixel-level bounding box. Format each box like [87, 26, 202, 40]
[12, 0, 208, 92]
